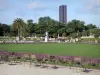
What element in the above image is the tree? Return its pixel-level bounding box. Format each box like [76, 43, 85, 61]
[25, 19, 36, 37]
[53, 33, 57, 38]
[38, 17, 51, 33]
[66, 21, 76, 33]
[12, 18, 26, 40]
[10, 26, 17, 37]
[66, 20, 85, 35]
[57, 22, 66, 34]
[0, 23, 10, 36]
[71, 33, 77, 39]
[82, 30, 90, 36]
[86, 24, 97, 30]
[71, 19, 85, 32]
[78, 21, 85, 32]
[66, 28, 75, 33]
[92, 28, 100, 38]
[62, 32, 67, 37]
[38, 16, 64, 37]
[0, 16, 99, 40]
[77, 32, 82, 38]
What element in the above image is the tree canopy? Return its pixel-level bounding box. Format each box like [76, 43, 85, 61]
[0, 17, 99, 39]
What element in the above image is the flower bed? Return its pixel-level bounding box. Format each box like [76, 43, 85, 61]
[0, 50, 100, 70]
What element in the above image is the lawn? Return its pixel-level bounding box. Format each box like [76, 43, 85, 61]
[0, 44, 100, 57]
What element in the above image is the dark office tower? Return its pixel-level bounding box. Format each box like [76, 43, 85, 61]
[59, 5, 67, 24]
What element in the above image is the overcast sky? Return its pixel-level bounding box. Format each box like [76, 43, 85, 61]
[0, 0, 100, 27]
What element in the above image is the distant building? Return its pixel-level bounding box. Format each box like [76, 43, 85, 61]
[59, 5, 67, 24]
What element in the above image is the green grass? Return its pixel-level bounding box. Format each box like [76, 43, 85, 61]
[0, 43, 100, 57]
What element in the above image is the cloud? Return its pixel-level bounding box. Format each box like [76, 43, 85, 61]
[80, 0, 100, 14]
[28, 2, 47, 10]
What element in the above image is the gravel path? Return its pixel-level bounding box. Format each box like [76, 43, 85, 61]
[0, 63, 100, 75]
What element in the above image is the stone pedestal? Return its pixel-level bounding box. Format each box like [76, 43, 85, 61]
[35, 34, 37, 38]
[16, 37, 20, 41]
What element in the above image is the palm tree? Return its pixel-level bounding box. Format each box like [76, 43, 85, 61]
[12, 18, 26, 41]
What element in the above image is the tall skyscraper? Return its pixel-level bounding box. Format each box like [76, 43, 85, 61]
[59, 5, 67, 24]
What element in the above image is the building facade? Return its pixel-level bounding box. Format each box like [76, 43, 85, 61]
[59, 5, 67, 24]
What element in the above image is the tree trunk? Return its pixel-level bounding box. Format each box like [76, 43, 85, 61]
[18, 29, 20, 41]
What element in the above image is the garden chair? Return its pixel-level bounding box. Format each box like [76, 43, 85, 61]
[41, 58, 49, 68]
[0, 56, 3, 64]
[74, 57, 82, 72]
[29, 54, 36, 67]
[8, 56, 16, 65]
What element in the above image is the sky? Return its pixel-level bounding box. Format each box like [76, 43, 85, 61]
[0, 0, 100, 27]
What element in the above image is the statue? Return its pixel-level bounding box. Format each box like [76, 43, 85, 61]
[45, 31, 49, 42]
